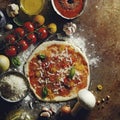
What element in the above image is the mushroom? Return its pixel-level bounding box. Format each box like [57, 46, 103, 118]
[40, 111, 51, 118]
[71, 89, 96, 116]
[40, 106, 53, 118]
[6, 3, 19, 18]
[42, 106, 53, 115]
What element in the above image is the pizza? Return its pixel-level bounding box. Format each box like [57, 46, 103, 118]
[24, 41, 90, 102]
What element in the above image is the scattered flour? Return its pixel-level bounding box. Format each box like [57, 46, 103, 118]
[60, 35, 100, 67]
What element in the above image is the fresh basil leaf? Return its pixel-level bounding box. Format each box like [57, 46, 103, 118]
[11, 57, 21, 68]
[42, 86, 48, 98]
[69, 67, 75, 79]
[37, 54, 46, 60]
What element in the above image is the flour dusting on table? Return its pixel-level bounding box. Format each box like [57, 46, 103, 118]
[62, 35, 100, 67]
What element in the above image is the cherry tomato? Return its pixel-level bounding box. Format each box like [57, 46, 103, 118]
[14, 27, 25, 37]
[27, 33, 37, 44]
[5, 46, 17, 57]
[37, 27, 48, 40]
[5, 34, 16, 44]
[24, 22, 34, 32]
[33, 15, 45, 27]
[19, 40, 28, 51]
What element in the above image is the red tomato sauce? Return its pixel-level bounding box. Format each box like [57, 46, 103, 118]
[53, 0, 83, 18]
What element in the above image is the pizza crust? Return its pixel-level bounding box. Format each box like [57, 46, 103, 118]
[24, 40, 90, 102]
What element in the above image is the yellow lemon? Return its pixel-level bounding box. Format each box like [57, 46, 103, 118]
[47, 23, 57, 34]
[33, 15, 45, 26]
[0, 55, 10, 73]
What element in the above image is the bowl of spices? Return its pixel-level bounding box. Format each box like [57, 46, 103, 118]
[0, 71, 29, 103]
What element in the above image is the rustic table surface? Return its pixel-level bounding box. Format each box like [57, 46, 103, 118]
[0, 0, 120, 120]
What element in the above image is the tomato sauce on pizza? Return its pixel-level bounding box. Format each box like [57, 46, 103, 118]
[25, 41, 89, 101]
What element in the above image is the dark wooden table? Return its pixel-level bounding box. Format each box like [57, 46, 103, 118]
[0, 0, 120, 120]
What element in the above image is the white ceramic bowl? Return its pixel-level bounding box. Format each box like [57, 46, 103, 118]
[51, 0, 87, 19]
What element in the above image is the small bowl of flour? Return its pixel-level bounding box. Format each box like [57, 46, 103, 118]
[0, 71, 29, 103]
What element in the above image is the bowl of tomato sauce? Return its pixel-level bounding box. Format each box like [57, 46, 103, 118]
[51, 0, 87, 19]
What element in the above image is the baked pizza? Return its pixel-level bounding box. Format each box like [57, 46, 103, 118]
[24, 41, 90, 102]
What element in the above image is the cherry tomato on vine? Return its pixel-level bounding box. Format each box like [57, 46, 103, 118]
[5, 34, 16, 44]
[5, 46, 17, 57]
[19, 40, 29, 51]
[23, 22, 34, 32]
[33, 15, 45, 27]
[27, 33, 37, 44]
[37, 27, 48, 40]
[14, 27, 25, 37]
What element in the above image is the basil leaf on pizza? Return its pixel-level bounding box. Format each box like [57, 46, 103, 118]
[42, 86, 48, 99]
[37, 54, 46, 60]
[69, 66, 75, 79]
[24, 41, 90, 102]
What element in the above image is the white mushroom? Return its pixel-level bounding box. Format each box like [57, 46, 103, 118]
[6, 3, 19, 18]
[40, 111, 51, 118]
[71, 89, 96, 116]
[41, 106, 53, 115]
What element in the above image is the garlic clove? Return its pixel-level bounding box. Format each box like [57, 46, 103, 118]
[5, 24, 13, 30]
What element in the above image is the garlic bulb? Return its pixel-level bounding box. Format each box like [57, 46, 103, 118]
[6, 3, 19, 18]
[63, 22, 77, 36]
